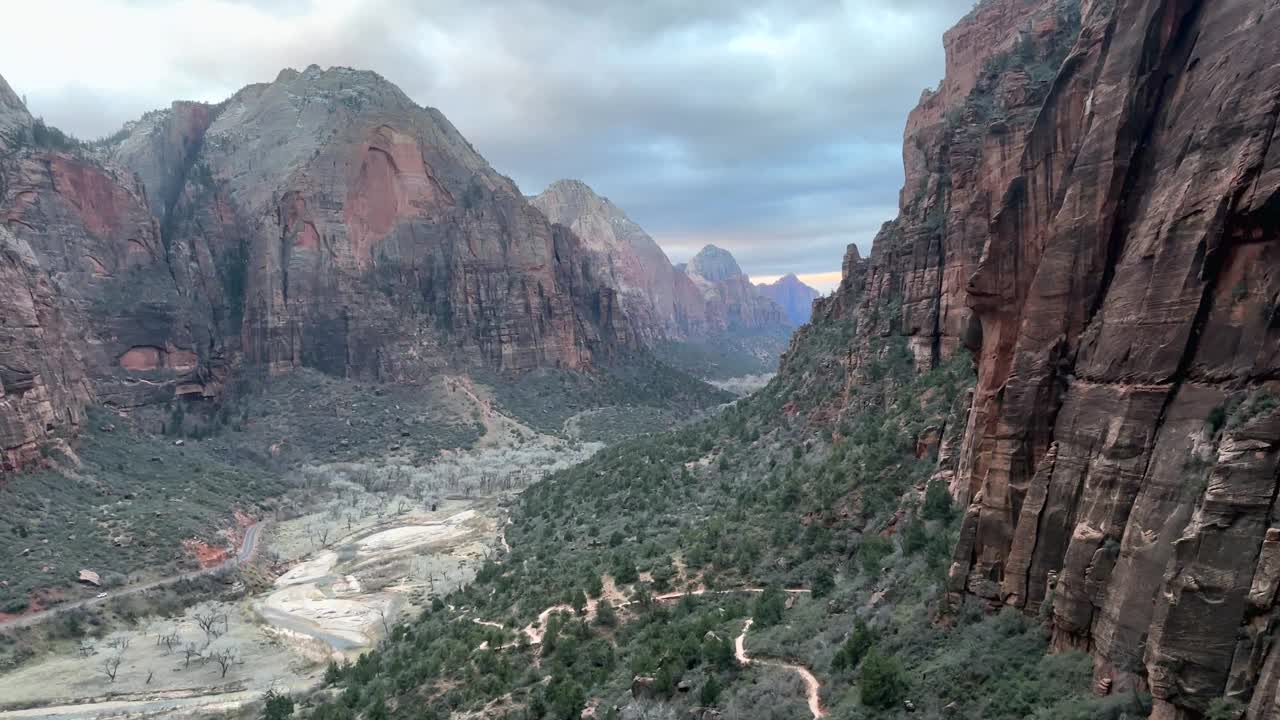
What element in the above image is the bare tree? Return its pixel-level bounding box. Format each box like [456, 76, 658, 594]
[102, 654, 122, 683]
[159, 632, 180, 655]
[183, 642, 202, 668]
[209, 649, 238, 679]
[194, 609, 226, 640]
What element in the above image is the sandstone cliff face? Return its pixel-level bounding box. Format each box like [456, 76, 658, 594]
[756, 274, 820, 326]
[531, 179, 709, 342]
[0, 74, 28, 150]
[682, 244, 788, 332]
[798, 0, 1280, 716]
[0, 66, 638, 475]
[0, 225, 91, 474]
[0, 76, 212, 470]
[133, 66, 631, 379]
[531, 180, 791, 342]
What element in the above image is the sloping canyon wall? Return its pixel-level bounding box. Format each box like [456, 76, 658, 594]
[800, 0, 1280, 716]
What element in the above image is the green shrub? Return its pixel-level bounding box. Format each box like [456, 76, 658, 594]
[860, 535, 893, 574]
[1206, 697, 1246, 720]
[754, 585, 786, 627]
[701, 674, 723, 706]
[595, 599, 617, 627]
[261, 690, 295, 720]
[922, 481, 955, 522]
[832, 620, 874, 672]
[811, 567, 835, 598]
[860, 649, 908, 709]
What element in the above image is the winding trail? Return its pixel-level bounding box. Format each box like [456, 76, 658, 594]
[735, 618, 826, 720]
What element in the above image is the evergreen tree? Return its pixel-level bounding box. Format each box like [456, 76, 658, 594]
[922, 481, 955, 522]
[700, 674, 722, 706]
[754, 585, 786, 626]
[860, 649, 908, 709]
[595, 599, 617, 627]
[262, 690, 295, 720]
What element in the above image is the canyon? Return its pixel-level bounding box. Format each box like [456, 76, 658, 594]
[3, 0, 1279, 718]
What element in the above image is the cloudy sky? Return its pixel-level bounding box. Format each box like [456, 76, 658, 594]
[0, 0, 973, 292]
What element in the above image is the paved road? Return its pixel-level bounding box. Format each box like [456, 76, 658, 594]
[0, 522, 263, 631]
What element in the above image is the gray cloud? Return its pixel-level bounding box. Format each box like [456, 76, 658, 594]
[1, 0, 974, 281]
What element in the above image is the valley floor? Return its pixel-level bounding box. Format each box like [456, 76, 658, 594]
[0, 380, 604, 719]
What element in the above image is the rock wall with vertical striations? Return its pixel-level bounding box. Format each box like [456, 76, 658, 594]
[531, 180, 792, 338]
[0, 66, 641, 476]
[531, 178, 711, 342]
[788, 0, 1280, 717]
[136, 66, 634, 380]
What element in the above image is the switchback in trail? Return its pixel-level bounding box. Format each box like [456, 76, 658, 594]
[735, 617, 826, 719]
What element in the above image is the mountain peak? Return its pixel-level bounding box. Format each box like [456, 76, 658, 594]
[687, 244, 743, 283]
[756, 272, 820, 326]
[535, 179, 615, 217]
[545, 178, 599, 196]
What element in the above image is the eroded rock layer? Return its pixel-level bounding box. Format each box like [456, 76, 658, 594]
[0, 66, 638, 475]
[796, 0, 1280, 716]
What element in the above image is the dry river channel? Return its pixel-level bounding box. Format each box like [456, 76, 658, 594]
[0, 501, 500, 720]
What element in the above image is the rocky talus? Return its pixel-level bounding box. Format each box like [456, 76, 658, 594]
[0, 66, 638, 475]
[792, 0, 1280, 716]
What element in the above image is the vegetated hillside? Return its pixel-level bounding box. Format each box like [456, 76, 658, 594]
[307, 297, 1128, 720]
[303, 1, 1280, 719]
[532, 180, 793, 379]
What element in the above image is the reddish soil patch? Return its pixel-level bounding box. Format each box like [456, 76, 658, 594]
[183, 538, 229, 569]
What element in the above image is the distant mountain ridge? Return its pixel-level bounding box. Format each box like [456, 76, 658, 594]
[756, 273, 821, 326]
[531, 180, 792, 379]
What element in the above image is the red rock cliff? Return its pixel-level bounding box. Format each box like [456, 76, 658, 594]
[803, 0, 1280, 716]
[0, 66, 640, 475]
[142, 67, 634, 379]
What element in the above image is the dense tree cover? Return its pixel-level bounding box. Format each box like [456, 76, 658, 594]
[302, 332, 1132, 719]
